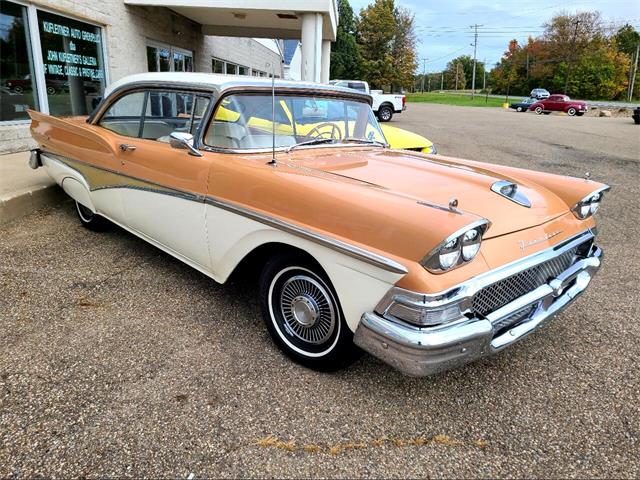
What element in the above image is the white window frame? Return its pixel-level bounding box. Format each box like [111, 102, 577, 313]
[147, 40, 193, 73]
[0, 0, 109, 123]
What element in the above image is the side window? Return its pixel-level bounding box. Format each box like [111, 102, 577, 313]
[99, 92, 145, 138]
[141, 91, 194, 141]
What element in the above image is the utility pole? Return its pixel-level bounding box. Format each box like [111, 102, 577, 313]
[483, 57, 487, 91]
[441, 71, 444, 91]
[470, 24, 482, 99]
[564, 19, 581, 95]
[629, 42, 640, 101]
[421, 57, 427, 93]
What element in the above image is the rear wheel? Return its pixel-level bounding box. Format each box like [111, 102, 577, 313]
[516, 106, 523, 112]
[535, 106, 544, 115]
[259, 252, 358, 371]
[75, 201, 109, 231]
[567, 107, 577, 116]
[377, 105, 393, 122]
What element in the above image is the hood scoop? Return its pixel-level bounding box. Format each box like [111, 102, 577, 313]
[490, 180, 531, 208]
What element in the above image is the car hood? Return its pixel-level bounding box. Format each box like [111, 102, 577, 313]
[286, 148, 569, 239]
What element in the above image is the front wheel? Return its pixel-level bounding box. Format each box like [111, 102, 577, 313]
[75, 201, 109, 231]
[516, 106, 523, 112]
[567, 107, 577, 116]
[535, 106, 543, 115]
[259, 253, 359, 371]
[377, 105, 393, 122]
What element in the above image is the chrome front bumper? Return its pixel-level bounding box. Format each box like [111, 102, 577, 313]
[354, 234, 603, 377]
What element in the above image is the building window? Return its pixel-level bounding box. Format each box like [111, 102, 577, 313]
[225, 62, 237, 75]
[37, 9, 106, 116]
[212, 57, 250, 76]
[147, 42, 193, 73]
[212, 58, 224, 74]
[0, 1, 39, 122]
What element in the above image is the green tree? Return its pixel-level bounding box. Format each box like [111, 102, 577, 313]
[330, 0, 362, 79]
[446, 55, 485, 91]
[443, 59, 466, 90]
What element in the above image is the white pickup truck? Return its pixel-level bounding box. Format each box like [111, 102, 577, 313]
[329, 80, 406, 122]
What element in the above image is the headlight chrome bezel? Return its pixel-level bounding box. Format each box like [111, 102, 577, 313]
[421, 219, 491, 273]
[571, 185, 610, 220]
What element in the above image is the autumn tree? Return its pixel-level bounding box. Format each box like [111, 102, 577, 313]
[489, 12, 633, 100]
[330, 0, 362, 79]
[389, 6, 418, 91]
[356, 0, 418, 91]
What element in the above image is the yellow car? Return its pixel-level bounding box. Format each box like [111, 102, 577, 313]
[214, 97, 437, 154]
[379, 124, 437, 154]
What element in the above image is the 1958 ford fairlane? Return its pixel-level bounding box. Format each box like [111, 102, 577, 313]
[28, 72, 608, 376]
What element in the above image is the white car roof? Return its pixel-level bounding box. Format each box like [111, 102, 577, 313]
[104, 72, 370, 101]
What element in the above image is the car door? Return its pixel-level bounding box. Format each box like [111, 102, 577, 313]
[546, 95, 562, 111]
[113, 90, 213, 270]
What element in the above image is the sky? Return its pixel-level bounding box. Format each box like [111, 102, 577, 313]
[349, 0, 640, 72]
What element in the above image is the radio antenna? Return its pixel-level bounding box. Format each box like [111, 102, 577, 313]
[267, 62, 277, 166]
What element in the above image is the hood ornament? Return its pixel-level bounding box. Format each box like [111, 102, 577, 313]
[448, 197, 460, 213]
[490, 180, 531, 208]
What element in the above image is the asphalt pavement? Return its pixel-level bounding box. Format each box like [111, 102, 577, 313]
[1, 104, 638, 478]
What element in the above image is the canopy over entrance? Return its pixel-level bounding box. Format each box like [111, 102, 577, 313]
[124, 0, 337, 82]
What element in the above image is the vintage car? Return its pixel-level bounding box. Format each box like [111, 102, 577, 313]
[380, 124, 437, 154]
[28, 72, 608, 376]
[529, 94, 588, 116]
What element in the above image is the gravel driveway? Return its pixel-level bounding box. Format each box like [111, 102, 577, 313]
[1, 104, 638, 478]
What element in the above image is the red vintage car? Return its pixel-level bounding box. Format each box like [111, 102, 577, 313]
[529, 94, 588, 116]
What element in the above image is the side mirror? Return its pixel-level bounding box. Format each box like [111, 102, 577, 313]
[169, 131, 203, 157]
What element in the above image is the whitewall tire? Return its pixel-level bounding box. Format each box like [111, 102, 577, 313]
[75, 201, 109, 231]
[259, 252, 359, 371]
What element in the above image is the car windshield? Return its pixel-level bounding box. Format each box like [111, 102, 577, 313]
[204, 94, 386, 150]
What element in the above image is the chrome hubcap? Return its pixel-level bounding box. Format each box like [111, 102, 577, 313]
[280, 275, 336, 344]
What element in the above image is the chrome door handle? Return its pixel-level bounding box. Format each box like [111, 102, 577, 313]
[119, 143, 136, 152]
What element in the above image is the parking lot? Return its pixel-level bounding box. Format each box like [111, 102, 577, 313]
[1, 103, 638, 478]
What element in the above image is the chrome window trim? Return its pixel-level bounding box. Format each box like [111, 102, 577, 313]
[201, 89, 379, 153]
[40, 151, 407, 275]
[378, 228, 595, 319]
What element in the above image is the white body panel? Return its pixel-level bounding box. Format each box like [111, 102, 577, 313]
[40, 154, 401, 332]
[122, 189, 211, 270]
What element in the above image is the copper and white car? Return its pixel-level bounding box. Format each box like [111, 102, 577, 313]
[28, 73, 608, 376]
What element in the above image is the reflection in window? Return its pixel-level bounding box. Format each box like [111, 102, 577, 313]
[99, 91, 145, 137]
[37, 9, 105, 116]
[0, 1, 39, 121]
[238, 65, 249, 76]
[147, 43, 192, 72]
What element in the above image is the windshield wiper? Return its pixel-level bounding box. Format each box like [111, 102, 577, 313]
[285, 137, 336, 153]
[341, 137, 388, 148]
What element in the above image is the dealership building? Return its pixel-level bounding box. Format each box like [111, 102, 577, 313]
[0, 0, 337, 153]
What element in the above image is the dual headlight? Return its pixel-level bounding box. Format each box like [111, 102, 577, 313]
[421, 220, 490, 273]
[571, 187, 609, 220]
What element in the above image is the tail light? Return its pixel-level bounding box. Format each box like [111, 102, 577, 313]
[402, 96, 406, 107]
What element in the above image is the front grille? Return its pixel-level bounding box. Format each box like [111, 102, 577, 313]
[472, 244, 583, 317]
